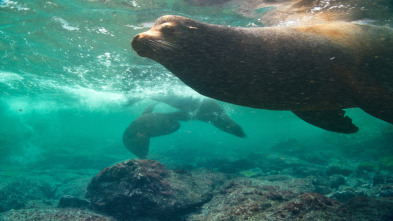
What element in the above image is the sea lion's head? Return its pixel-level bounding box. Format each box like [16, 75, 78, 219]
[131, 15, 200, 61]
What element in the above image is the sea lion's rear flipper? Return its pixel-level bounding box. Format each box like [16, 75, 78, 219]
[360, 107, 393, 124]
[142, 103, 157, 115]
[292, 110, 359, 134]
[123, 135, 150, 159]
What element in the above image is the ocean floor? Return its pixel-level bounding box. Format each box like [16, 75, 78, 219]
[1, 147, 393, 221]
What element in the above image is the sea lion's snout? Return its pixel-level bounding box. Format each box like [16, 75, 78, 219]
[131, 33, 146, 57]
[131, 30, 164, 57]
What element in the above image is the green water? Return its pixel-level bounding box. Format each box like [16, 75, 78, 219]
[1, 0, 392, 176]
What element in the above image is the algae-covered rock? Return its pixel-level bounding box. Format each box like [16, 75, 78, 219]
[328, 175, 346, 189]
[57, 195, 91, 209]
[271, 193, 340, 220]
[357, 162, 378, 172]
[335, 197, 393, 220]
[186, 175, 315, 220]
[86, 159, 227, 220]
[379, 156, 393, 171]
[0, 208, 115, 221]
[331, 188, 367, 203]
[0, 177, 57, 212]
[326, 166, 352, 177]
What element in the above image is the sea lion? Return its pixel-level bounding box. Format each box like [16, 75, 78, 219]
[152, 94, 246, 137]
[122, 104, 188, 158]
[131, 15, 393, 133]
[247, 0, 393, 26]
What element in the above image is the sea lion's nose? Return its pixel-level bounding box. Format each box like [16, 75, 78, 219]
[131, 34, 141, 49]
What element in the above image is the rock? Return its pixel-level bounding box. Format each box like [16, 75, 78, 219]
[272, 193, 340, 220]
[310, 176, 333, 194]
[197, 158, 255, 174]
[328, 175, 346, 189]
[86, 159, 227, 220]
[326, 166, 352, 177]
[0, 177, 56, 212]
[379, 156, 393, 171]
[313, 185, 332, 195]
[290, 166, 323, 177]
[373, 173, 393, 185]
[331, 188, 367, 203]
[300, 153, 329, 165]
[371, 184, 393, 198]
[217, 159, 255, 173]
[357, 162, 378, 172]
[186, 175, 314, 220]
[0, 208, 115, 221]
[335, 197, 393, 220]
[57, 195, 90, 209]
[55, 177, 91, 200]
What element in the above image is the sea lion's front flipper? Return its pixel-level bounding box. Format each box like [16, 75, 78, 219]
[360, 107, 393, 124]
[292, 110, 359, 134]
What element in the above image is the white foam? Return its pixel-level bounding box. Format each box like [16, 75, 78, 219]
[96, 27, 114, 36]
[0, 0, 29, 11]
[52, 17, 79, 31]
[0, 70, 24, 83]
[63, 86, 128, 109]
[126, 22, 154, 30]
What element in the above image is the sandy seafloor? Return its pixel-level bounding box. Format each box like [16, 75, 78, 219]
[1, 0, 393, 220]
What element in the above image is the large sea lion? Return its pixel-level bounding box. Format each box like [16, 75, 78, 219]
[123, 104, 188, 158]
[131, 15, 393, 133]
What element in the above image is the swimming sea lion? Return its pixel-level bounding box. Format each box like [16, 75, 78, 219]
[249, 0, 393, 26]
[152, 94, 246, 137]
[131, 15, 393, 133]
[122, 104, 188, 158]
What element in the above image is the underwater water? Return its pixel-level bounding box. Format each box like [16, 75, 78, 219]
[1, 0, 393, 220]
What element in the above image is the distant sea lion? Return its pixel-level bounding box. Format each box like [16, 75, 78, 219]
[152, 94, 246, 137]
[131, 15, 393, 133]
[123, 95, 246, 158]
[122, 104, 187, 158]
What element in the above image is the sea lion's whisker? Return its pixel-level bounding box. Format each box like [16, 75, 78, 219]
[148, 40, 169, 51]
[147, 40, 164, 50]
[147, 39, 180, 52]
[156, 39, 181, 50]
[147, 40, 163, 52]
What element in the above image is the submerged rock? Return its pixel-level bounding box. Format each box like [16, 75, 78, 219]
[0, 177, 57, 212]
[186, 175, 315, 220]
[0, 208, 115, 221]
[269, 193, 340, 220]
[331, 188, 367, 203]
[57, 195, 91, 209]
[326, 166, 353, 177]
[335, 197, 393, 220]
[55, 176, 91, 200]
[86, 159, 227, 220]
[328, 174, 346, 189]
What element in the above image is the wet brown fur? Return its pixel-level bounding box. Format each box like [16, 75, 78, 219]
[131, 15, 393, 132]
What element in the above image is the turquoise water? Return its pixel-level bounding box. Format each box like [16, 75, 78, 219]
[1, 0, 393, 175]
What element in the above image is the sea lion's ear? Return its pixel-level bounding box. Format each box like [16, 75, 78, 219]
[188, 26, 198, 30]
